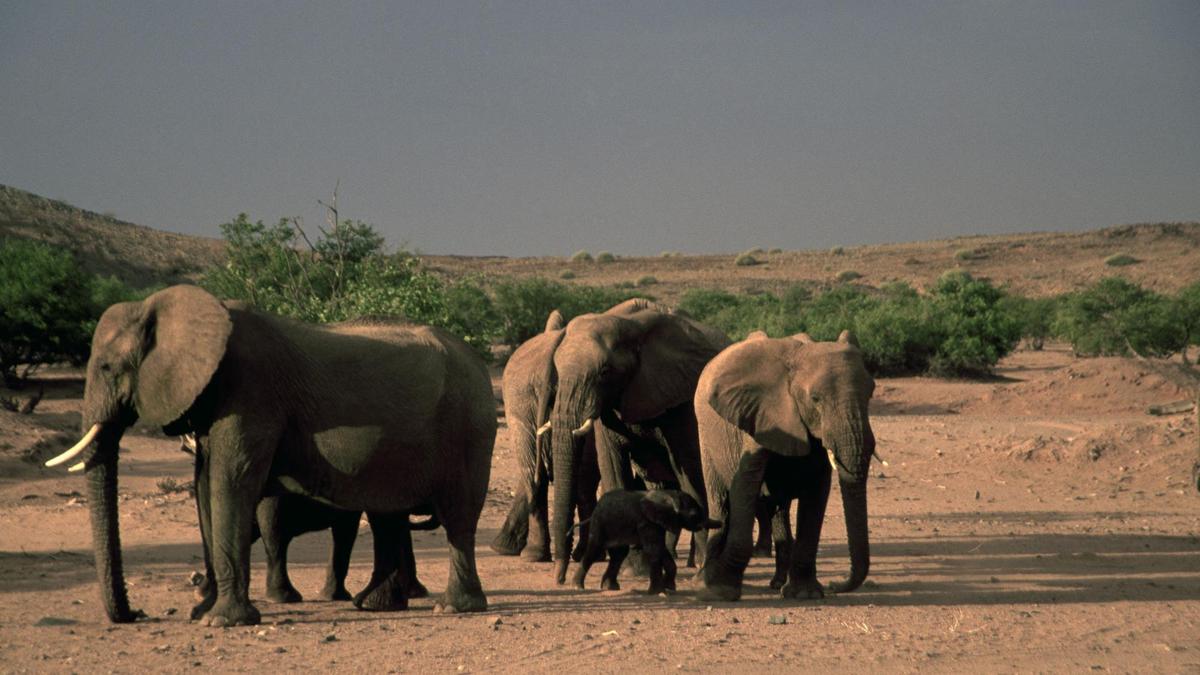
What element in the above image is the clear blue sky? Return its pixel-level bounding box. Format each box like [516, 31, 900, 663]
[2, 2, 1198, 256]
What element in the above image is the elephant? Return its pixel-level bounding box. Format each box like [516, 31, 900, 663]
[695, 330, 876, 602]
[545, 300, 731, 584]
[182, 435, 438, 608]
[44, 285, 496, 626]
[571, 489, 720, 594]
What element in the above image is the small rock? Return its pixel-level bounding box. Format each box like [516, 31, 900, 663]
[274, 647, 287, 654]
[730, 617, 740, 624]
[322, 634, 338, 643]
[487, 617, 502, 627]
[990, 576, 999, 583]
[767, 615, 787, 625]
[163, 607, 177, 616]
[188, 571, 205, 587]
[34, 617, 78, 627]
[974, 490, 981, 500]
[630, 618, 641, 625]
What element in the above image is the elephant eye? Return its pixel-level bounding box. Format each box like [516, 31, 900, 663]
[99, 362, 112, 372]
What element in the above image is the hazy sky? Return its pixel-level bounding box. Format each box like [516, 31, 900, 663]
[2, 2, 1198, 256]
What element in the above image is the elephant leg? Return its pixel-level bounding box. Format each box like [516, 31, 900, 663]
[317, 511, 359, 601]
[571, 530, 606, 590]
[600, 546, 628, 591]
[491, 495, 530, 557]
[572, 444, 601, 563]
[698, 447, 768, 602]
[400, 519, 429, 599]
[432, 484, 488, 613]
[657, 406, 710, 569]
[354, 512, 409, 611]
[753, 497, 774, 558]
[524, 467, 551, 562]
[257, 496, 303, 604]
[643, 541, 668, 595]
[783, 456, 832, 600]
[190, 442, 217, 620]
[662, 547, 679, 592]
[200, 432, 272, 627]
[769, 501, 793, 590]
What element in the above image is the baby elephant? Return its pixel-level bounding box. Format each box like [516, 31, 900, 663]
[573, 489, 720, 594]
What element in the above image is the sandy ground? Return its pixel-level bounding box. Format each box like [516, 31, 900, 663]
[1, 346, 1198, 673]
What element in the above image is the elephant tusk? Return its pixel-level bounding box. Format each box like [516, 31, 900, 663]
[180, 433, 198, 454]
[68, 462, 86, 473]
[535, 422, 552, 438]
[571, 418, 595, 438]
[826, 449, 838, 472]
[45, 424, 101, 467]
[872, 449, 888, 467]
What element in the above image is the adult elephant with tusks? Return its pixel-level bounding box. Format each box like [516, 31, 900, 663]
[695, 330, 876, 602]
[545, 301, 730, 584]
[45, 285, 496, 626]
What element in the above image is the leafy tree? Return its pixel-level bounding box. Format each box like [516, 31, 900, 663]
[927, 271, 1020, 376]
[1175, 282, 1200, 364]
[1053, 277, 1184, 357]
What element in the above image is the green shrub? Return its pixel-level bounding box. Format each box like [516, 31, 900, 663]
[1104, 253, 1138, 267]
[0, 240, 145, 385]
[734, 252, 759, 267]
[998, 295, 1058, 350]
[615, 281, 635, 289]
[660, 250, 681, 258]
[596, 251, 616, 264]
[1175, 282, 1200, 363]
[927, 271, 1020, 376]
[1053, 277, 1183, 357]
[559, 270, 576, 280]
[768, 248, 783, 254]
[491, 277, 640, 346]
[836, 270, 862, 283]
[570, 250, 593, 263]
[831, 246, 845, 256]
[955, 248, 984, 261]
[637, 275, 658, 287]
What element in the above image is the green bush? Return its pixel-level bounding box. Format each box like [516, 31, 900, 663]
[954, 248, 984, 261]
[637, 275, 658, 287]
[836, 270, 862, 283]
[927, 271, 1020, 376]
[1053, 277, 1183, 357]
[997, 294, 1058, 350]
[559, 270, 576, 280]
[491, 277, 641, 346]
[596, 251, 616, 264]
[768, 248, 783, 254]
[734, 252, 759, 267]
[1104, 253, 1138, 267]
[1175, 282, 1200, 363]
[570, 250, 593, 263]
[0, 240, 144, 385]
[831, 246, 845, 256]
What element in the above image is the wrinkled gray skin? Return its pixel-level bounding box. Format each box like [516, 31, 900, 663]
[571, 489, 720, 594]
[548, 301, 730, 584]
[696, 330, 876, 602]
[56, 286, 495, 626]
[492, 301, 704, 571]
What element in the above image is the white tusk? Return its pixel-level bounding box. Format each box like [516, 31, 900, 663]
[826, 449, 838, 472]
[872, 449, 888, 467]
[535, 422, 552, 438]
[68, 462, 86, 473]
[571, 418, 596, 438]
[45, 424, 101, 467]
[180, 433, 198, 454]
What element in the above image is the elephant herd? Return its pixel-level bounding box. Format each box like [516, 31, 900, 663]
[44, 285, 877, 627]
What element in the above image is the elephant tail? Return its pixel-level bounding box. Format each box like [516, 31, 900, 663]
[567, 517, 591, 535]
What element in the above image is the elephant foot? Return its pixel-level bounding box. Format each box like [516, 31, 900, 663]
[433, 584, 487, 613]
[265, 584, 304, 604]
[190, 592, 217, 621]
[489, 531, 525, 557]
[554, 559, 569, 585]
[782, 578, 824, 600]
[316, 583, 352, 602]
[769, 573, 787, 590]
[695, 583, 741, 602]
[407, 579, 430, 599]
[600, 577, 620, 591]
[201, 600, 261, 627]
[353, 576, 409, 612]
[521, 546, 551, 563]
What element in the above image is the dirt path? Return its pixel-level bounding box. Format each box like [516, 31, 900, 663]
[1, 348, 1197, 673]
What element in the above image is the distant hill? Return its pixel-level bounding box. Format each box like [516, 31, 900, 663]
[426, 222, 1200, 302]
[2, 183, 1196, 298]
[0, 184, 223, 288]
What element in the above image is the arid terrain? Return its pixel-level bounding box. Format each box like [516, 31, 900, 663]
[1, 345, 1197, 673]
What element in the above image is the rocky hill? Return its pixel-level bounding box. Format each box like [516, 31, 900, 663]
[0, 184, 223, 287]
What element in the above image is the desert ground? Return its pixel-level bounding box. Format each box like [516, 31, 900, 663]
[1, 344, 1197, 673]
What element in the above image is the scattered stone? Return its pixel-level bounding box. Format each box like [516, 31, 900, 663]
[274, 647, 287, 654]
[974, 490, 981, 500]
[163, 607, 177, 616]
[487, 616, 502, 627]
[34, 617, 78, 627]
[730, 617, 740, 624]
[990, 577, 999, 583]
[188, 571, 205, 587]
[322, 634, 338, 643]
[767, 615, 787, 625]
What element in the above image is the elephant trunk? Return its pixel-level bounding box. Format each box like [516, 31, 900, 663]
[85, 430, 137, 622]
[550, 417, 577, 584]
[826, 413, 873, 594]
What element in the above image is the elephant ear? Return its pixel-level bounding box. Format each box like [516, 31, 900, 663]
[705, 338, 812, 457]
[641, 492, 684, 531]
[604, 297, 672, 316]
[618, 311, 727, 422]
[837, 329, 859, 347]
[135, 285, 232, 427]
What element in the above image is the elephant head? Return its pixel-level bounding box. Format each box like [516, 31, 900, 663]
[548, 306, 726, 581]
[45, 285, 231, 622]
[641, 491, 723, 533]
[704, 329, 876, 593]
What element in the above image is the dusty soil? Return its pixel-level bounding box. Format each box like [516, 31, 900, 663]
[1, 347, 1198, 673]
